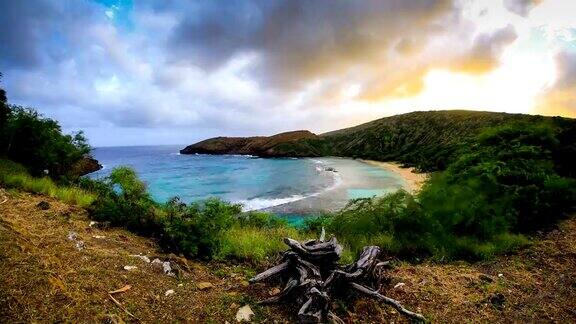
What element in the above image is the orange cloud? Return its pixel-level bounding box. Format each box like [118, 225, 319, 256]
[536, 50, 576, 118]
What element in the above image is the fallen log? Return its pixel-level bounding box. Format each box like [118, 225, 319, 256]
[250, 233, 425, 323]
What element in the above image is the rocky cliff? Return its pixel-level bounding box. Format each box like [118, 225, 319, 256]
[180, 130, 318, 157]
[68, 156, 102, 177]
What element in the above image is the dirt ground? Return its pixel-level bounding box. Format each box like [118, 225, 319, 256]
[1, 189, 575, 323]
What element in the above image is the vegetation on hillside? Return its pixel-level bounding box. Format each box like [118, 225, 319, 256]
[0, 73, 90, 178]
[304, 122, 576, 260]
[277, 110, 575, 172]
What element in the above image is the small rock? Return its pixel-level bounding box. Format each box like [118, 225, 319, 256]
[67, 231, 79, 241]
[91, 221, 111, 230]
[150, 258, 175, 276]
[162, 261, 175, 277]
[269, 287, 281, 296]
[165, 289, 175, 297]
[479, 274, 494, 283]
[36, 201, 50, 210]
[67, 231, 85, 250]
[130, 254, 151, 263]
[236, 305, 255, 322]
[75, 241, 86, 250]
[394, 282, 405, 289]
[123, 265, 138, 271]
[498, 273, 504, 278]
[197, 282, 214, 290]
[489, 293, 506, 310]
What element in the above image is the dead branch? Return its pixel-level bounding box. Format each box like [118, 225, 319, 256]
[250, 234, 425, 323]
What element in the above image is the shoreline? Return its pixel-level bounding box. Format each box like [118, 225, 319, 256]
[360, 160, 428, 193]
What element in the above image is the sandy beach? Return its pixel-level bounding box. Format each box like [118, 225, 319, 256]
[360, 160, 428, 193]
[264, 157, 418, 215]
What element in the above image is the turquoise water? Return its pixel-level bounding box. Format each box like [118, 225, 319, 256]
[89, 145, 407, 216]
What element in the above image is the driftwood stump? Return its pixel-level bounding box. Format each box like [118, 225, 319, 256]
[250, 233, 425, 323]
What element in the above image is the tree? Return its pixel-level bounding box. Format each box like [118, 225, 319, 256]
[0, 73, 91, 177]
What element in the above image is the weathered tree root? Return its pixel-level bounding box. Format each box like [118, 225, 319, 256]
[250, 235, 425, 323]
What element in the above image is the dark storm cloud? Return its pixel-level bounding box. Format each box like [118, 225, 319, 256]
[0, 1, 55, 68]
[168, 0, 456, 89]
[0, 0, 103, 69]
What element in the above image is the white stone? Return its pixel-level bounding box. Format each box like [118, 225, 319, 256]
[394, 282, 405, 289]
[236, 305, 255, 322]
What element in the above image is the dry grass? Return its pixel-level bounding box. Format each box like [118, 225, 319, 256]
[1, 188, 575, 323]
[0, 190, 291, 323]
[340, 221, 576, 323]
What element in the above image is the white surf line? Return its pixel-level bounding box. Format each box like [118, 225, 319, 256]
[238, 158, 343, 211]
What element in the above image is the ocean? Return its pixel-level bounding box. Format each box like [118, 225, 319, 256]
[89, 145, 407, 217]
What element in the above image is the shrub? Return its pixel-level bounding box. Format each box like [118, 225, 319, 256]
[235, 211, 288, 228]
[161, 197, 242, 259]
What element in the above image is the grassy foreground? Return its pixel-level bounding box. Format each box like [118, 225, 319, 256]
[1, 190, 575, 322]
[0, 159, 96, 207]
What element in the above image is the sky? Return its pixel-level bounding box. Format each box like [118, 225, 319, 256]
[1, 0, 575, 147]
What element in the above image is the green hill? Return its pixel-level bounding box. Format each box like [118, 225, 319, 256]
[274, 110, 574, 171]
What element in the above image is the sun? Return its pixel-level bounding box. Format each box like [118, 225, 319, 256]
[415, 50, 556, 115]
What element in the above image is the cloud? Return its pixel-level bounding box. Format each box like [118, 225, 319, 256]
[451, 24, 518, 74]
[538, 50, 576, 117]
[168, 1, 457, 90]
[0, 0, 542, 146]
[503, 0, 543, 17]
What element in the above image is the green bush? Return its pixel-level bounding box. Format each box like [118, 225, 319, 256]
[83, 167, 162, 234]
[161, 197, 241, 259]
[235, 211, 288, 228]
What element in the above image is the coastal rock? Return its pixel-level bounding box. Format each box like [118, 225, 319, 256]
[68, 155, 103, 177]
[180, 130, 318, 157]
